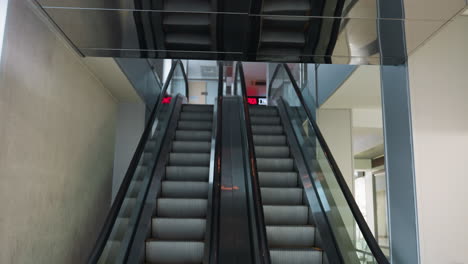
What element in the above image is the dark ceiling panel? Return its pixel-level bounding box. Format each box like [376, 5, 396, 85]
[35, 0, 448, 64]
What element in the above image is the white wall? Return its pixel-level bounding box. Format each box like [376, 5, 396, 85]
[0, 1, 117, 263]
[317, 109, 354, 190]
[408, 15, 468, 264]
[0, 0, 7, 61]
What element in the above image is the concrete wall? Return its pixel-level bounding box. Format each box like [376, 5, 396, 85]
[0, 1, 117, 263]
[112, 103, 145, 201]
[408, 15, 468, 264]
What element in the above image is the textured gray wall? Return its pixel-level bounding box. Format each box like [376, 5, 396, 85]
[112, 103, 145, 201]
[0, 1, 117, 263]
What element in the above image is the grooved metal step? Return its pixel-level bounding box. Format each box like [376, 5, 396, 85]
[180, 112, 213, 121]
[266, 226, 315, 247]
[253, 135, 286, 146]
[252, 125, 283, 135]
[255, 146, 290, 158]
[175, 130, 211, 141]
[166, 166, 209, 181]
[152, 218, 206, 241]
[256, 158, 294, 172]
[157, 198, 208, 218]
[258, 172, 298, 187]
[169, 153, 211, 166]
[172, 141, 211, 153]
[178, 121, 213, 131]
[146, 241, 205, 264]
[269, 248, 323, 264]
[261, 187, 303, 205]
[263, 205, 309, 225]
[251, 116, 281, 125]
[162, 181, 209, 198]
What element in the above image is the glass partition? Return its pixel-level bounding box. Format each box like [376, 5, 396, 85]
[90, 60, 188, 264]
[115, 58, 164, 110]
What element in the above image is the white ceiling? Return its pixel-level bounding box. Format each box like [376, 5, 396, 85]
[403, 0, 466, 20]
[321, 65, 381, 109]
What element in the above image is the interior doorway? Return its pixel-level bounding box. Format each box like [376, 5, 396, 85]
[188, 81, 207, 104]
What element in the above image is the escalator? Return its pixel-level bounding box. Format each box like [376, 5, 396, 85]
[89, 60, 388, 264]
[146, 104, 214, 263]
[249, 105, 323, 263]
[235, 62, 389, 264]
[88, 60, 221, 264]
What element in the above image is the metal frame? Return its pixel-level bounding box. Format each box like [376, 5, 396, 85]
[236, 62, 271, 264]
[88, 59, 188, 264]
[269, 63, 389, 263]
[377, 0, 420, 263]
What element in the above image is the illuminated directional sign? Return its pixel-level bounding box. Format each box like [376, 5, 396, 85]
[248, 97, 267, 106]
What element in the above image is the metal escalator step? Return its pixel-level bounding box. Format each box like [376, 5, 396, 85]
[166, 166, 209, 181]
[253, 135, 286, 146]
[169, 153, 210, 166]
[178, 121, 213, 131]
[255, 146, 289, 158]
[269, 248, 322, 264]
[176, 130, 211, 141]
[259, 172, 298, 187]
[252, 125, 283, 135]
[152, 218, 206, 241]
[146, 241, 204, 264]
[261, 187, 303, 205]
[250, 107, 278, 116]
[263, 205, 308, 225]
[183, 104, 214, 112]
[180, 112, 213, 121]
[172, 141, 211, 153]
[157, 198, 207, 218]
[251, 116, 281, 125]
[162, 181, 209, 199]
[257, 158, 294, 172]
[267, 226, 315, 248]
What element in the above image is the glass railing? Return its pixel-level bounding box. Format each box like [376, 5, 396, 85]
[269, 64, 389, 264]
[115, 58, 164, 111]
[88, 60, 189, 264]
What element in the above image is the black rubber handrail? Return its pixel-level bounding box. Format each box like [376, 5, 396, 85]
[236, 62, 271, 264]
[88, 59, 187, 263]
[276, 63, 389, 264]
